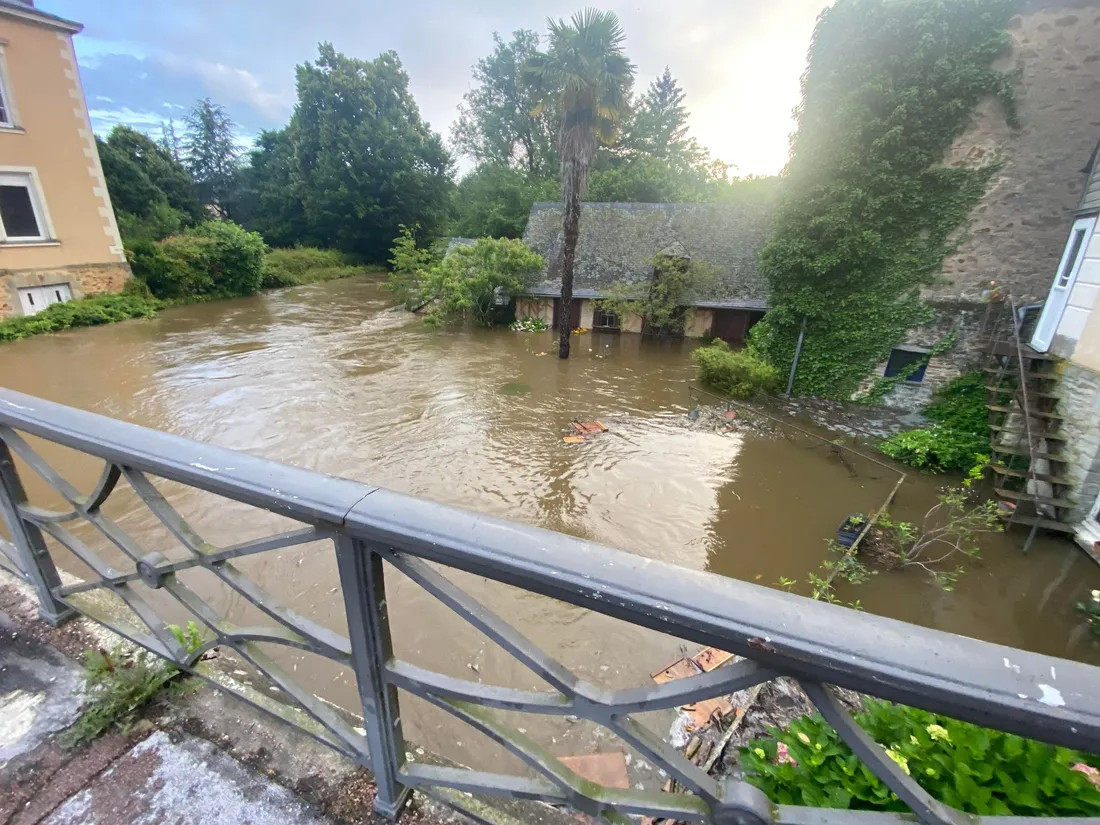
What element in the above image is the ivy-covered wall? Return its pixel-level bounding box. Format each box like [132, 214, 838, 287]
[935, 0, 1100, 303]
[750, 0, 1022, 399]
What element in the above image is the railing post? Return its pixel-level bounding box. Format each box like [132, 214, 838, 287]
[0, 439, 72, 626]
[334, 535, 410, 819]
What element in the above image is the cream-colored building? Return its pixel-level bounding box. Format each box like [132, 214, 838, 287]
[1030, 142, 1100, 555]
[0, 0, 128, 318]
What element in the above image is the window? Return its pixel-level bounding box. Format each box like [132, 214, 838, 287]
[0, 47, 14, 128]
[0, 172, 49, 242]
[594, 308, 620, 330]
[18, 283, 72, 317]
[884, 348, 928, 383]
[1057, 227, 1088, 288]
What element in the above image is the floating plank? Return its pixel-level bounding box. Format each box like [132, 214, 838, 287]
[651, 657, 697, 684]
[562, 436, 585, 444]
[692, 647, 735, 672]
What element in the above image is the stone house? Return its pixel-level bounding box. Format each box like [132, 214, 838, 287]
[1029, 140, 1100, 553]
[871, 0, 1100, 408]
[520, 202, 772, 344]
[0, 0, 129, 318]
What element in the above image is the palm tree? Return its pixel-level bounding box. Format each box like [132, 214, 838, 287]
[524, 9, 634, 359]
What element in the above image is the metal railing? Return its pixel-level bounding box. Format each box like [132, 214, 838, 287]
[0, 387, 1098, 825]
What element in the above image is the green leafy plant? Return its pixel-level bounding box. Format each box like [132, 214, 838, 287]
[692, 340, 781, 399]
[387, 224, 439, 309]
[128, 220, 266, 300]
[0, 293, 161, 343]
[879, 372, 988, 472]
[62, 622, 206, 748]
[418, 237, 543, 328]
[598, 253, 718, 337]
[1078, 589, 1100, 638]
[511, 316, 549, 332]
[749, 0, 1018, 398]
[740, 700, 1100, 815]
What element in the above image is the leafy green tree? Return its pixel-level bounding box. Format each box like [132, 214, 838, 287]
[183, 98, 241, 215]
[625, 68, 688, 159]
[159, 119, 183, 162]
[106, 126, 202, 223]
[290, 44, 453, 261]
[450, 164, 557, 239]
[419, 238, 543, 327]
[451, 31, 557, 178]
[749, 0, 1017, 398]
[236, 129, 308, 247]
[98, 126, 203, 243]
[523, 9, 635, 359]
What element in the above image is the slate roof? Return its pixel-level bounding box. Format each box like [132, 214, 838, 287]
[522, 202, 774, 309]
[445, 237, 477, 256]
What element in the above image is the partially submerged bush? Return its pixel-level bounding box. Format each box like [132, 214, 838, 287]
[741, 699, 1100, 816]
[0, 293, 161, 342]
[417, 237, 543, 328]
[128, 221, 265, 300]
[879, 372, 987, 472]
[692, 340, 781, 399]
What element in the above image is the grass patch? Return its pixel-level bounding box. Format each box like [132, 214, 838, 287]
[879, 372, 987, 472]
[62, 622, 205, 748]
[262, 247, 381, 288]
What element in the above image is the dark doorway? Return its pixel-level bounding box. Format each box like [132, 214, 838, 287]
[553, 298, 583, 331]
[711, 309, 766, 347]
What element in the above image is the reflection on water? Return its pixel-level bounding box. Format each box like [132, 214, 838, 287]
[1, 275, 1097, 767]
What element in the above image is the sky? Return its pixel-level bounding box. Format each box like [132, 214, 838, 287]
[46, 0, 831, 178]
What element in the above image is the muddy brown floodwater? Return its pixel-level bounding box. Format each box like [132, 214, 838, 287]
[2, 275, 1098, 773]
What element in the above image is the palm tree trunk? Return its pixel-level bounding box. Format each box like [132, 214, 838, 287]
[559, 170, 582, 359]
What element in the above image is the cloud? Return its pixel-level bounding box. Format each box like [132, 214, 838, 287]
[53, 0, 831, 175]
[156, 54, 294, 121]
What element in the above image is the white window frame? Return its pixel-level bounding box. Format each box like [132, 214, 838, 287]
[0, 43, 19, 129]
[0, 167, 55, 243]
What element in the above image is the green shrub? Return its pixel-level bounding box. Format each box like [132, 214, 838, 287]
[192, 221, 265, 297]
[740, 700, 1100, 816]
[692, 340, 781, 399]
[0, 293, 161, 342]
[879, 372, 988, 472]
[511, 316, 549, 332]
[129, 221, 265, 299]
[261, 247, 366, 288]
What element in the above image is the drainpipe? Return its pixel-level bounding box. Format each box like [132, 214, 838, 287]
[786, 316, 808, 395]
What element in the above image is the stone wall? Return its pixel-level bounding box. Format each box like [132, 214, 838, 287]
[1057, 360, 1100, 522]
[0, 262, 131, 318]
[932, 0, 1100, 304]
[866, 302, 989, 409]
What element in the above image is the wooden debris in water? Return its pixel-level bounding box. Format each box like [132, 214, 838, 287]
[562, 435, 585, 444]
[651, 657, 698, 684]
[692, 647, 734, 672]
[571, 420, 609, 436]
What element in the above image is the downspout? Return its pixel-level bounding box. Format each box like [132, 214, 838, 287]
[785, 316, 808, 395]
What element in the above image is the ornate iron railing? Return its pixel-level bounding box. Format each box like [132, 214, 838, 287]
[0, 387, 1098, 825]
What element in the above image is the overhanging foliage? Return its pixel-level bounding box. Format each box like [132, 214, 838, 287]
[750, 0, 1018, 398]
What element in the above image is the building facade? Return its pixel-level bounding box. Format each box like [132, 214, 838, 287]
[0, 0, 128, 319]
[865, 0, 1100, 408]
[1029, 146, 1100, 553]
[521, 202, 772, 344]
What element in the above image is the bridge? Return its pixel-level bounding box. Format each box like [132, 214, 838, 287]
[0, 387, 1097, 825]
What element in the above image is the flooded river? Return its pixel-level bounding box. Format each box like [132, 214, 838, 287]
[2, 275, 1098, 768]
